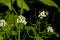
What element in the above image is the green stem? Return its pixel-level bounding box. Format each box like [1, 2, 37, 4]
[12, 6, 18, 15]
[15, 35, 17, 40]
[39, 19, 41, 34]
[22, 33, 27, 40]
[11, 0, 18, 15]
[18, 24, 23, 40]
[18, 29, 20, 40]
[27, 31, 34, 38]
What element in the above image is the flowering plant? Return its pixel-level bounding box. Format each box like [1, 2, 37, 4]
[0, 0, 60, 40]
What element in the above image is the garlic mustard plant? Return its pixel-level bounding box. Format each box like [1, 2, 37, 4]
[17, 15, 27, 25]
[0, 19, 7, 26]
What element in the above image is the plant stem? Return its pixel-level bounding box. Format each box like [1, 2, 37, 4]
[15, 35, 17, 40]
[18, 29, 20, 40]
[12, 6, 18, 15]
[39, 19, 41, 34]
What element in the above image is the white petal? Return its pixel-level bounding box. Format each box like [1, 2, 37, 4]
[40, 11, 45, 15]
[17, 15, 27, 25]
[0, 19, 5, 23]
[4, 22, 7, 26]
[24, 22, 27, 25]
[47, 26, 54, 32]
[38, 15, 40, 17]
[0, 23, 3, 26]
[40, 11, 46, 17]
[17, 19, 19, 23]
[40, 17, 43, 19]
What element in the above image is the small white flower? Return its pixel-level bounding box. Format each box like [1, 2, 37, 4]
[38, 11, 48, 19]
[38, 11, 46, 17]
[0, 19, 7, 26]
[40, 11, 46, 17]
[47, 26, 54, 32]
[17, 15, 27, 25]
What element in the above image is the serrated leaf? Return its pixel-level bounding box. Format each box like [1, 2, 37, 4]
[0, 0, 12, 10]
[39, 0, 60, 12]
[17, 0, 30, 11]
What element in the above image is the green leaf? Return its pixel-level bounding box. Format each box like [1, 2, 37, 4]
[17, 0, 30, 11]
[0, 36, 3, 40]
[0, 0, 12, 10]
[12, 0, 15, 4]
[5, 11, 14, 24]
[39, 0, 58, 7]
[31, 27, 37, 35]
[0, 33, 4, 40]
[11, 31, 17, 35]
[38, 0, 60, 12]
[25, 26, 31, 32]
[35, 35, 43, 40]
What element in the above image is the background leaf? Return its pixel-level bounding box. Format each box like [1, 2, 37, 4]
[38, 0, 60, 12]
[0, 0, 12, 10]
[12, 0, 15, 4]
[17, 0, 30, 11]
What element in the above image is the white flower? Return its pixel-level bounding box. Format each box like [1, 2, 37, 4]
[38, 11, 48, 19]
[17, 15, 27, 25]
[0, 19, 7, 26]
[47, 26, 54, 32]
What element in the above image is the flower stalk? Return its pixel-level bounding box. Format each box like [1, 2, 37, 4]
[18, 28, 20, 40]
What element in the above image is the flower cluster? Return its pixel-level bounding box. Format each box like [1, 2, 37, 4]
[47, 26, 54, 32]
[0, 19, 7, 26]
[38, 11, 48, 19]
[17, 15, 27, 25]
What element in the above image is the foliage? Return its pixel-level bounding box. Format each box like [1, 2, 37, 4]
[17, 0, 30, 11]
[0, 0, 60, 40]
[39, 0, 59, 8]
[38, 0, 60, 12]
[0, 0, 12, 10]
